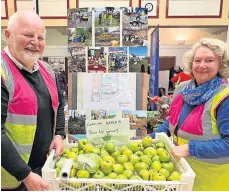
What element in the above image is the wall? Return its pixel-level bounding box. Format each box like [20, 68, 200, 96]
[148, 27, 227, 46]
[1, 0, 229, 27]
[45, 28, 68, 46]
[227, 24, 229, 44]
[158, 44, 191, 92]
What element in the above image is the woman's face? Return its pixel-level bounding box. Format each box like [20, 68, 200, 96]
[192, 46, 220, 85]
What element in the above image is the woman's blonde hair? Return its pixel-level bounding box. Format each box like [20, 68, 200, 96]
[183, 38, 229, 78]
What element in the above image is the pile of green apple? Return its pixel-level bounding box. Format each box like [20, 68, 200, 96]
[55, 136, 181, 182]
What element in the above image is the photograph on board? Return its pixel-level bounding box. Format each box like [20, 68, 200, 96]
[129, 46, 148, 72]
[94, 7, 120, 27]
[95, 27, 120, 47]
[108, 47, 128, 72]
[68, 110, 87, 135]
[68, 8, 92, 28]
[122, 110, 147, 130]
[91, 109, 118, 120]
[48, 57, 65, 72]
[88, 47, 107, 73]
[68, 27, 92, 47]
[122, 7, 148, 28]
[68, 47, 86, 72]
[122, 27, 148, 47]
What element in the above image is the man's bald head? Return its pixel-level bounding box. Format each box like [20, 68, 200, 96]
[7, 11, 45, 33]
[5, 11, 46, 71]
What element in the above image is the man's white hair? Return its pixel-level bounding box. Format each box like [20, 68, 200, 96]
[7, 11, 46, 34]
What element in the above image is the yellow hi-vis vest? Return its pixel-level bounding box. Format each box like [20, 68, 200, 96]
[169, 79, 229, 190]
[1, 51, 59, 189]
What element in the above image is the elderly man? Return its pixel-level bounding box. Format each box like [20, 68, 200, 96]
[1, 11, 65, 191]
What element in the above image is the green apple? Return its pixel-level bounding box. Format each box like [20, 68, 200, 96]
[79, 150, 84, 155]
[113, 164, 124, 174]
[157, 148, 166, 154]
[148, 169, 158, 180]
[67, 151, 77, 159]
[144, 147, 157, 157]
[100, 149, 110, 157]
[134, 162, 149, 173]
[130, 175, 143, 180]
[129, 154, 140, 165]
[153, 173, 166, 181]
[134, 151, 144, 157]
[123, 170, 133, 179]
[142, 136, 153, 148]
[70, 147, 79, 154]
[108, 172, 118, 179]
[86, 185, 96, 191]
[83, 143, 94, 153]
[69, 181, 81, 188]
[159, 151, 170, 162]
[151, 161, 162, 172]
[115, 174, 127, 189]
[139, 169, 150, 180]
[162, 162, 175, 172]
[56, 168, 60, 177]
[103, 177, 113, 188]
[123, 149, 133, 157]
[159, 168, 170, 179]
[100, 160, 113, 175]
[129, 142, 142, 153]
[156, 142, 165, 148]
[104, 142, 116, 154]
[55, 157, 67, 169]
[130, 176, 145, 190]
[63, 148, 70, 155]
[91, 146, 100, 155]
[111, 150, 120, 160]
[93, 170, 105, 179]
[151, 143, 156, 148]
[70, 168, 77, 178]
[77, 170, 90, 178]
[123, 162, 134, 172]
[140, 155, 152, 166]
[167, 171, 181, 181]
[78, 138, 89, 149]
[103, 155, 115, 164]
[119, 146, 129, 154]
[152, 155, 160, 162]
[117, 155, 128, 165]
[116, 174, 127, 179]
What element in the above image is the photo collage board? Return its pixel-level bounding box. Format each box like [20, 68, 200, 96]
[67, 7, 149, 73]
[67, 7, 154, 141]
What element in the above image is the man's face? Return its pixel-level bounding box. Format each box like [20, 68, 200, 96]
[6, 16, 45, 67]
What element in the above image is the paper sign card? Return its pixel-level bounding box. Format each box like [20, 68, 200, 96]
[85, 118, 130, 146]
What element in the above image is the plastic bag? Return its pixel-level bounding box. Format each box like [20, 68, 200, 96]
[73, 153, 101, 174]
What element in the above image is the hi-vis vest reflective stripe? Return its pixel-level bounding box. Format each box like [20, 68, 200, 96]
[1, 51, 59, 189]
[168, 79, 229, 165]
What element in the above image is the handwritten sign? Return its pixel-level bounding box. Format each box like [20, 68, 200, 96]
[85, 118, 130, 146]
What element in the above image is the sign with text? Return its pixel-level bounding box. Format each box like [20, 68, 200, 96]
[85, 118, 130, 146]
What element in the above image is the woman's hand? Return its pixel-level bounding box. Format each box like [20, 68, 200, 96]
[171, 144, 189, 159]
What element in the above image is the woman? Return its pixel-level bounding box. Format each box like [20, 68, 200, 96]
[151, 38, 229, 190]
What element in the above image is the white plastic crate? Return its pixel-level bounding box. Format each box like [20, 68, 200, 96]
[42, 133, 196, 191]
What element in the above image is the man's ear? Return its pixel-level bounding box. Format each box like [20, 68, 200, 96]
[5, 29, 11, 42]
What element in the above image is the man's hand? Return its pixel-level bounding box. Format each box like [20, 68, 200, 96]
[171, 144, 189, 159]
[49, 135, 64, 157]
[23, 172, 50, 191]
